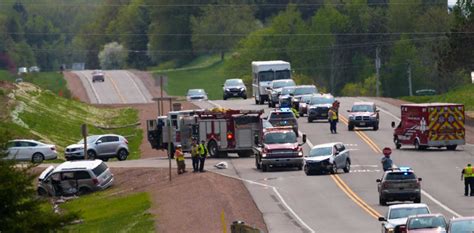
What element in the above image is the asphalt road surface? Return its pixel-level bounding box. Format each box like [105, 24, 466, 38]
[191, 97, 474, 233]
[72, 70, 153, 104]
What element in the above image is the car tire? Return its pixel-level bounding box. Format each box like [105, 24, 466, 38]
[37, 188, 49, 197]
[379, 196, 387, 206]
[31, 152, 44, 163]
[447, 145, 457, 151]
[299, 111, 304, 117]
[414, 139, 421, 150]
[87, 150, 97, 160]
[308, 118, 313, 123]
[117, 149, 128, 161]
[330, 164, 337, 174]
[394, 138, 401, 149]
[343, 160, 351, 173]
[348, 124, 354, 131]
[373, 125, 379, 131]
[414, 196, 421, 203]
[255, 157, 261, 169]
[297, 165, 303, 170]
[243, 96, 247, 100]
[255, 98, 258, 105]
[223, 96, 227, 100]
[78, 187, 92, 196]
[262, 164, 268, 172]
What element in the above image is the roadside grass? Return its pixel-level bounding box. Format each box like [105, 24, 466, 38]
[149, 54, 221, 72]
[158, 59, 228, 100]
[0, 70, 71, 98]
[401, 85, 474, 111]
[61, 191, 154, 232]
[3, 83, 142, 160]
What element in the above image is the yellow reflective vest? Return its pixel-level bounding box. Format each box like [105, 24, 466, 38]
[464, 166, 473, 178]
[329, 109, 338, 120]
[199, 144, 208, 157]
[175, 149, 185, 161]
[191, 145, 199, 157]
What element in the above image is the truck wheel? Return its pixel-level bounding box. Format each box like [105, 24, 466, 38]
[262, 164, 268, 172]
[414, 140, 422, 150]
[447, 145, 457, 151]
[255, 157, 261, 169]
[379, 196, 387, 206]
[207, 140, 218, 157]
[394, 138, 401, 149]
[348, 124, 354, 131]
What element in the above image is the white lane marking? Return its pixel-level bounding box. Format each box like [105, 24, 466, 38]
[211, 170, 316, 233]
[78, 71, 101, 104]
[123, 71, 148, 103]
[421, 190, 462, 218]
[351, 165, 378, 168]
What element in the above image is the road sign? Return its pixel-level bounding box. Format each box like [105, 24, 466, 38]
[383, 147, 392, 156]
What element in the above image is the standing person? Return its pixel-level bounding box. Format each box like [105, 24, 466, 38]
[461, 163, 473, 196]
[328, 106, 338, 134]
[198, 140, 208, 172]
[381, 153, 393, 171]
[174, 145, 186, 174]
[190, 138, 200, 173]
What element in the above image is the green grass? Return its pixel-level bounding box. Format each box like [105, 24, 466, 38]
[2, 83, 142, 160]
[61, 192, 154, 232]
[401, 85, 474, 111]
[160, 60, 229, 100]
[0, 70, 71, 98]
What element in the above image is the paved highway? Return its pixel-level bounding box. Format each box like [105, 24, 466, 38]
[72, 70, 153, 104]
[192, 98, 474, 233]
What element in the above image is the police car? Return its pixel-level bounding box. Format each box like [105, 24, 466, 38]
[267, 108, 298, 136]
[376, 167, 422, 206]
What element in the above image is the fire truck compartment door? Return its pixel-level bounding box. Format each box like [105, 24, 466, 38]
[219, 121, 227, 148]
[236, 128, 252, 148]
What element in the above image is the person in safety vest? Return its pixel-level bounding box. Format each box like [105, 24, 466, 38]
[175, 144, 186, 174]
[190, 138, 200, 173]
[328, 106, 338, 134]
[461, 163, 474, 196]
[198, 140, 208, 172]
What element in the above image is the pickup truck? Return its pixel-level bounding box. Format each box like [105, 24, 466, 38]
[254, 126, 306, 172]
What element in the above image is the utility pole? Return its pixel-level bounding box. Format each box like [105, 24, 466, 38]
[375, 46, 381, 97]
[407, 61, 413, 96]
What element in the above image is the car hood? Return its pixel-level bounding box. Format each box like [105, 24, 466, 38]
[309, 104, 332, 108]
[39, 165, 55, 181]
[407, 228, 446, 233]
[265, 143, 299, 150]
[388, 218, 408, 227]
[349, 112, 376, 117]
[66, 143, 85, 149]
[304, 155, 332, 162]
[225, 85, 245, 89]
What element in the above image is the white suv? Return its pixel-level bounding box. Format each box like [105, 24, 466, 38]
[378, 203, 431, 233]
[65, 134, 129, 161]
[37, 160, 114, 196]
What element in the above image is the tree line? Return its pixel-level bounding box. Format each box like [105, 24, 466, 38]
[0, 0, 472, 96]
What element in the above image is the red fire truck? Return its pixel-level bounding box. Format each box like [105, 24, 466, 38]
[147, 108, 264, 157]
[392, 103, 465, 150]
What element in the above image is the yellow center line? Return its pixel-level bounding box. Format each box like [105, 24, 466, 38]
[107, 73, 127, 103]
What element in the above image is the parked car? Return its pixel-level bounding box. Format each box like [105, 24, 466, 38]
[223, 78, 246, 100]
[377, 167, 422, 205]
[347, 102, 380, 131]
[267, 79, 296, 107]
[37, 160, 114, 196]
[4, 139, 57, 163]
[303, 142, 350, 175]
[65, 134, 129, 161]
[307, 94, 335, 123]
[186, 89, 208, 101]
[379, 203, 431, 233]
[29, 66, 40, 72]
[92, 70, 105, 82]
[297, 95, 313, 116]
[291, 85, 318, 108]
[18, 67, 28, 75]
[448, 216, 474, 233]
[403, 214, 447, 233]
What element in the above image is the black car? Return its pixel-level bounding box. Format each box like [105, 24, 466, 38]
[377, 167, 422, 206]
[307, 94, 335, 123]
[223, 79, 246, 100]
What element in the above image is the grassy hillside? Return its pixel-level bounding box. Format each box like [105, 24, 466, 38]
[0, 70, 71, 98]
[0, 82, 142, 160]
[401, 85, 474, 111]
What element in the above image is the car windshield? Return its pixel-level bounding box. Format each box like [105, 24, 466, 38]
[269, 112, 294, 120]
[450, 219, 474, 232]
[225, 79, 243, 86]
[263, 120, 273, 129]
[301, 95, 312, 103]
[272, 80, 295, 89]
[310, 96, 334, 105]
[258, 71, 274, 82]
[351, 105, 374, 112]
[281, 87, 295, 95]
[407, 216, 446, 229]
[385, 172, 416, 180]
[389, 207, 430, 219]
[78, 135, 100, 144]
[309, 147, 333, 157]
[187, 89, 205, 96]
[294, 87, 317, 95]
[275, 70, 291, 80]
[264, 132, 297, 144]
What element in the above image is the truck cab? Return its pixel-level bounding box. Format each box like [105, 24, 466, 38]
[254, 127, 306, 172]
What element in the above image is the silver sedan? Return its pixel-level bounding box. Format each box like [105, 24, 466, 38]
[4, 139, 58, 163]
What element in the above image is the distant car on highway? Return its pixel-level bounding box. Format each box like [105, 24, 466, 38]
[29, 66, 40, 72]
[347, 102, 379, 131]
[379, 203, 431, 233]
[4, 139, 58, 163]
[303, 142, 350, 175]
[65, 134, 129, 161]
[377, 167, 422, 206]
[307, 94, 335, 123]
[291, 85, 317, 108]
[448, 216, 474, 233]
[92, 70, 105, 82]
[223, 78, 246, 100]
[297, 95, 313, 116]
[186, 89, 208, 101]
[278, 86, 295, 108]
[267, 108, 298, 136]
[18, 67, 28, 75]
[404, 214, 447, 233]
[267, 79, 296, 107]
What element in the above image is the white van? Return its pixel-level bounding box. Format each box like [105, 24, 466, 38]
[251, 61, 291, 105]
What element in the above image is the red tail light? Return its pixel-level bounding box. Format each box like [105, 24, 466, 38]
[93, 178, 99, 185]
[227, 132, 233, 140]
